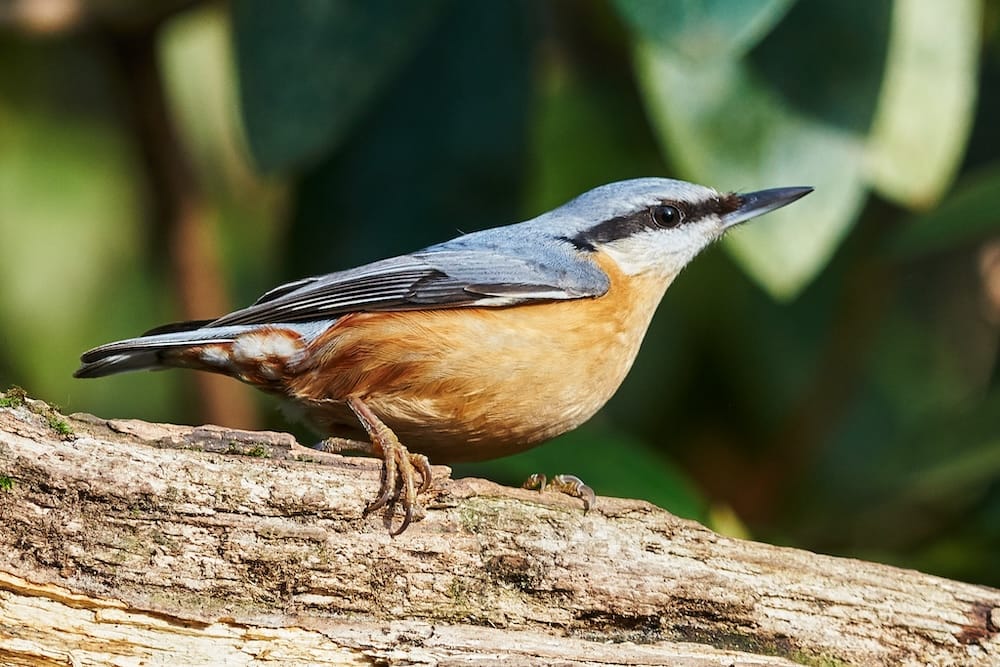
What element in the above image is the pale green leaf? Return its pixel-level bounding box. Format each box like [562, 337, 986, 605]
[613, 0, 796, 61]
[0, 103, 158, 408]
[160, 5, 253, 192]
[0, 41, 185, 423]
[636, 46, 866, 298]
[866, 0, 981, 208]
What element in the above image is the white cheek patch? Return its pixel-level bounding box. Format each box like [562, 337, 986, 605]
[597, 223, 721, 277]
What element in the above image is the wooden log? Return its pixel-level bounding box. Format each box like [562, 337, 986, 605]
[1, 392, 997, 665]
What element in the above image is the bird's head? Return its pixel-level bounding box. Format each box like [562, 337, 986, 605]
[550, 177, 812, 277]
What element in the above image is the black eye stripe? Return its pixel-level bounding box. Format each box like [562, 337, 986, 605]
[571, 211, 652, 246]
[567, 193, 742, 249]
[685, 193, 743, 220]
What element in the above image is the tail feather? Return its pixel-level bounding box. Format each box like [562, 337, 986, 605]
[74, 325, 254, 378]
[73, 351, 171, 378]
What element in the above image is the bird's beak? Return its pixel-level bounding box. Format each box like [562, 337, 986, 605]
[722, 186, 813, 229]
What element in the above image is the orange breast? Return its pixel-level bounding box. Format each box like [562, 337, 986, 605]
[286, 254, 673, 462]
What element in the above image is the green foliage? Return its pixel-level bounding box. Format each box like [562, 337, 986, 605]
[286, 0, 534, 276]
[46, 413, 73, 437]
[636, 46, 867, 297]
[632, 0, 981, 296]
[1, 386, 73, 436]
[233, 0, 445, 172]
[0, 386, 27, 409]
[0, 475, 13, 492]
[891, 165, 1000, 257]
[0, 0, 998, 589]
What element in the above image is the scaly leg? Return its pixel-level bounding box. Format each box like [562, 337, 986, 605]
[337, 396, 432, 534]
[522, 473, 596, 512]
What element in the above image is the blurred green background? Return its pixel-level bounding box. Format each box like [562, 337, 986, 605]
[1, 0, 998, 586]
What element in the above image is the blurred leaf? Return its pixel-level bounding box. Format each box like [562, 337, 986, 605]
[0, 114, 137, 391]
[891, 163, 1000, 257]
[454, 422, 707, 522]
[963, 14, 1000, 171]
[871, 261, 997, 427]
[287, 1, 534, 276]
[749, 0, 891, 134]
[161, 5, 259, 193]
[899, 438, 1000, 507]
[795, 258, 998, 555]
[867, 0, 980, 208]
[707, 504, 751, 539]
[843, 392, 1000, 553]
[70, 274, 188, 424]
[524, 55, 665, 216]
[886, 391, 1000, 508]
[160, 5, 288, 305]
[635, 47, 867, 297]
[232, 0, 444, 172]
[0, 41, 179, 418]
[613, 0, 795, 61]
[904, 529, 1000, 589]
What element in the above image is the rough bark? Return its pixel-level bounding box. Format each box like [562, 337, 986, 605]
[0, 393, 997, 666]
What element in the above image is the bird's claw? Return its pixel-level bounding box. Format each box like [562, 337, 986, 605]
[522, 473, 595, 512]
[346, 397, 433, 535]
[363, 447, 432, 535]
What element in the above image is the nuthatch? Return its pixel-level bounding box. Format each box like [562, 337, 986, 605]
[76, 178, 811, 533]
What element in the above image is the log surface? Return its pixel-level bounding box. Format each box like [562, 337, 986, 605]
[0, 394, 998, 666]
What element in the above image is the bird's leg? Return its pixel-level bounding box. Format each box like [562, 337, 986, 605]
[344, 396, 432, 534]
[522, 473, 595, 512]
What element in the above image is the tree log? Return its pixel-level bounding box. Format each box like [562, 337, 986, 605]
[0, 393, 997, 666]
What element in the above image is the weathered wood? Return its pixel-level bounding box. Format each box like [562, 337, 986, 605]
[0, 394, 997, 666]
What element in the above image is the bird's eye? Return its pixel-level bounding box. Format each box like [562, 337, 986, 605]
[651, 205, 682, 228]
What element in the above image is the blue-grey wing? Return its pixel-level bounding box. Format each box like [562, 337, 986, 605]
[210, 235, 609, 326]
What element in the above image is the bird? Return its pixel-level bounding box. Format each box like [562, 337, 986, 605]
[75, 177, 812, 534]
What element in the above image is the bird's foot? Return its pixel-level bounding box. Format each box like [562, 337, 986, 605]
[345, 397, 433, 535]
[522, 473, 595, 512]
[365, 444, 432, 529]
